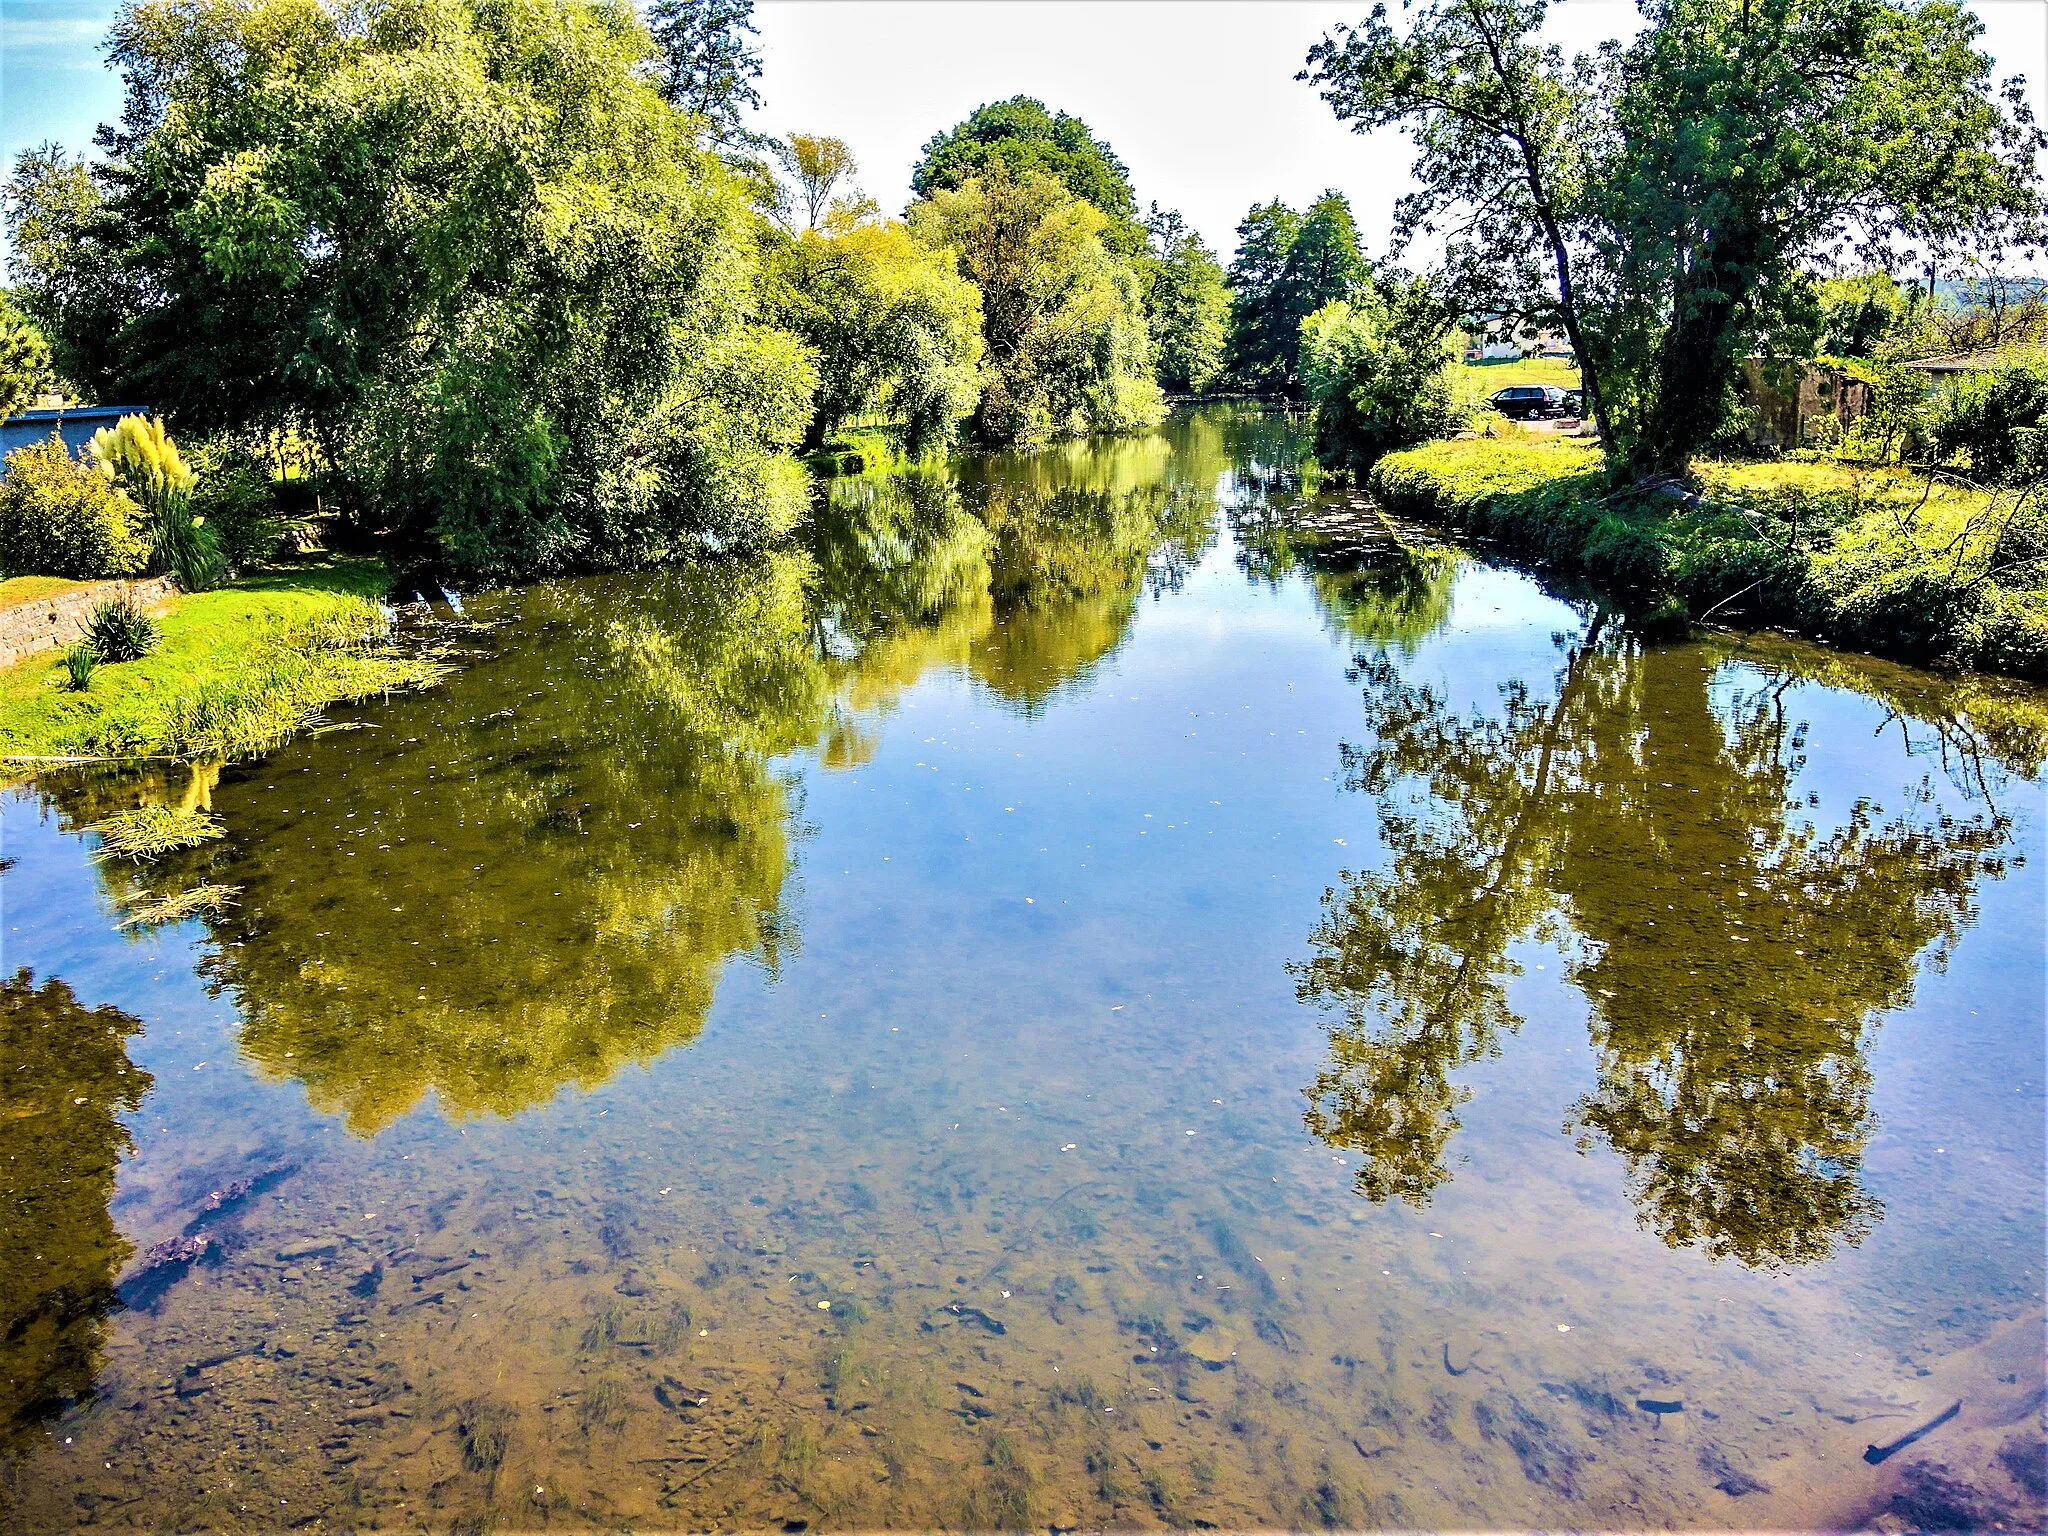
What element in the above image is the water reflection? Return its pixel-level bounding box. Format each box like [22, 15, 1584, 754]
[65, 428, 1230, 1134]
[0, 972, 152, 1454]
[1298, 621, 2024, 1266]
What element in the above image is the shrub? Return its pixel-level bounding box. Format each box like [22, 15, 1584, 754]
[1928, 360, 2048, 484]
[0, 433, 149, 578]
[89, 415, 225, 590]
[61, 644, 95, 691]
[191, 440, 294, 568]
[82, 596, 160, 661]
[1300, 287, 1472, 476]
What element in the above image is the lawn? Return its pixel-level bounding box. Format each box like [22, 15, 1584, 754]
[0, 575, 91, 609]
[0, 557, 448, 765]
[1462, 356, 1582, 391]
[1370, 436, 2048, 679]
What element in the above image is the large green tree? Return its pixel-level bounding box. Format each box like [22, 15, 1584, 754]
[1223, 192, 1370, 396]
[911, 167, 1161, 445]
[1140, 206, 1229, 394]
[646, 0, 763, 148]
[911, 97, 1146, 258]
[5, 0, 818, 576]
[1303, 0, 2042, 477]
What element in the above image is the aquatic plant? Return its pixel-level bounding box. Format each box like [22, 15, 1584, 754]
[82, 596, 160, 662]
[90, 804, 226, 862]
[114, 883, 238, 929]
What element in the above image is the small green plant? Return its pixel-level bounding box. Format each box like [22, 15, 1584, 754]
[61, 644, 95, 691]
[90, 804, 226, 862]
[82, 596, 160, 662]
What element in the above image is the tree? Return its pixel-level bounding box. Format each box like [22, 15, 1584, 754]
[647, 0, 763, 147]
[1303, 0, 2044, 478]
[2, 146, 126, 392]
[16, 0, 818, 576]
[1302, 0, 1612, 434]
[911, 97, 1147, 258]
[1811, 273, 1918, 358]
[1223, 192, 1369, 396]
[774, 134, 858, 231]
[0, 295, 50, 418]
[760, 215, 984, 455]
[911, 166, 1161, 445]
[1141, 206, 1229, 394]
[1298, 281, 1470, 474]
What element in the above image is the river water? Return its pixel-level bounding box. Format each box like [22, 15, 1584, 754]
[3, 406, 2043, 1531]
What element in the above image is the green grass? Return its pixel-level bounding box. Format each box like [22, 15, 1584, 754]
[0, 557, 449, 764]
[1370, 437, 2048, 679]
[1462, 356, 1582, 390]
[0, 575, 91, 609]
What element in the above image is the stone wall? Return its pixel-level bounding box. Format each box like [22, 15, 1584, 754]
[0, 576, 178, 671]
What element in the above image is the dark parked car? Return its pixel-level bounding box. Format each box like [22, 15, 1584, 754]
[1561, 388, 1584, 417]
[1488, 384, 1569, 419]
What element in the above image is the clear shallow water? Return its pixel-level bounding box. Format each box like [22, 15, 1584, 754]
[3, 406, 2044, 1531]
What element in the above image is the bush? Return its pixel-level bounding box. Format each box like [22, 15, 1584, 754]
[1928, 360, 2048, 483]
[191, 440, 295, 567]
[82, 596, 160, 661]
[1300, 287, 1473, 477]
[89, 415, 224, 590]
[0, 433, 149, 578]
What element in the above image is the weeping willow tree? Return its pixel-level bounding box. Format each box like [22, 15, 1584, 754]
[1296, 625, 2030, 1265]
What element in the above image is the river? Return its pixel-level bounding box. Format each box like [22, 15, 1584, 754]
[3, 405, 2043, 1530]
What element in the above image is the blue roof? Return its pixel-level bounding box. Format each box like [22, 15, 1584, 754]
[7, 404, 150, 422]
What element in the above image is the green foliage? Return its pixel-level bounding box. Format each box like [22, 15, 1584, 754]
[1370, 436, 2048, 676]
[62, 645, 95, 691]
[82, 596, 160, 662]
[1299, 283, 1473, 474]
[0, 433, 148, 579]
[2, 145, 123, 390]
[1811, 272, 1919, 358]
[190, 439, 295, 568]
[0, 294, 51, 418]
[1223, 193, 1369, 396]
[1139, 207, 1228, 394]
[912, 98, 1146, 256]
[1927, 359, 2048, 484]
[647, 0, 763, 146]
[911, 167, 1161, 445]
[1305, 0, 2044, 476]
[761, 217, 984, 456]
[89, 414, 222, 590]
[16, 0, 817, 577]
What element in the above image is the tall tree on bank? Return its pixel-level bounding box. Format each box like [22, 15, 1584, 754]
[911, 98, 1148, 258]
[10, 0, 819, 575]
[1223, 192, 1370, 396]
[774, 134, 859, 230]
[1303, 0, 2043, 478]
[648, 0, 764, 147]
[910, 166, 1160, 444]
[1141, 206, 1229, 394]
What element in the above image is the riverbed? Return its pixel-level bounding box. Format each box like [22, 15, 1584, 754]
[3, 405, 2043, 1530]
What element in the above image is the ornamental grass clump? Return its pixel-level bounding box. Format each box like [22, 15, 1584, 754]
[90, 415, 225, 591]
[61, 644, 96, 691]
[82, 595, 160, 662]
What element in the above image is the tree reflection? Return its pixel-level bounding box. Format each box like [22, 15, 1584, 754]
[107, 429, 1224, 1135]
[0, 971, 151, 1456]
[1298, 624, 2024, 1267]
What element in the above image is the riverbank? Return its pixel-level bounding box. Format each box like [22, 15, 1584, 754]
[1369, 436, 2048, 680]
[0, 559, 448, 769]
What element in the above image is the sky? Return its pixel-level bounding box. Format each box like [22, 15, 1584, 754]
[3, 0, 2045, 264]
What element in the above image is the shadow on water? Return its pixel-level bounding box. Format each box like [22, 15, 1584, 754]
[1295, 609, 2038, 1268]
[0, 973, 152, 1456]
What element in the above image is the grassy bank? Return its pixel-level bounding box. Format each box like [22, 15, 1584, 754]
[0, 559, 449, 766]
[1370, 435, 2048, 680]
